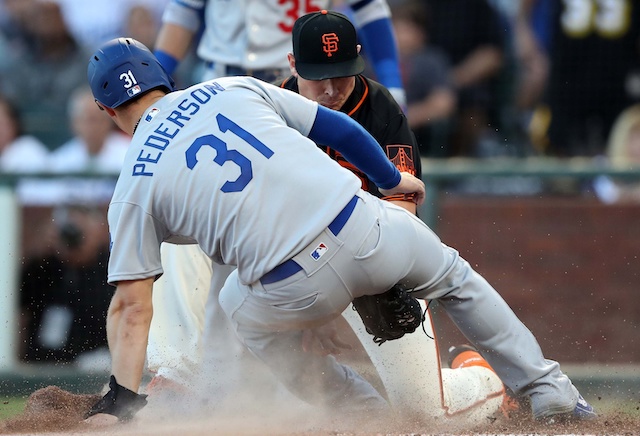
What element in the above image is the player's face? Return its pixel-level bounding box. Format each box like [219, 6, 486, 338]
[288, 53, 356, 110]
[297, 75, 356, 111]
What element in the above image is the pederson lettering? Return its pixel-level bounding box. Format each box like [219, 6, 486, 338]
[132, 82, 225, 176]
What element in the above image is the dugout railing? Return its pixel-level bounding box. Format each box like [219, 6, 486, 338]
[417, 157, 640, 228]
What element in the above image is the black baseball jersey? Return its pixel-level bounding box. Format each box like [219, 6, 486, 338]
[279, 74, 422, 199]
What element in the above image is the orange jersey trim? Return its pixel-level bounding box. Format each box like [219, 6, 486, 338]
[347, 76, 368, 116]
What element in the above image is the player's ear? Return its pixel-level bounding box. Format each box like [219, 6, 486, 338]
[95, 101, 116, 117]
[94, 100, 115, 115]
[287, 53, 298, 77]
[356, 44, 362, 54]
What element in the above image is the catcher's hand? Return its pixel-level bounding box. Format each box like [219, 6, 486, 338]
[379, 172, 425, 205]
[352, 284, 424, 345]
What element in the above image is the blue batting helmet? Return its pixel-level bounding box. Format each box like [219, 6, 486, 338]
[88, 38, 175, 108]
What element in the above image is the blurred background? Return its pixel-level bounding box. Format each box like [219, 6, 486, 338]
[0, 0, 638, 395]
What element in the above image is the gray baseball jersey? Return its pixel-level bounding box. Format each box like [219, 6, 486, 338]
[107, 76, 360, 286]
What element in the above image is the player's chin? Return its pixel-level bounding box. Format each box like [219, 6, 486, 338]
[320, 99, 343, 110]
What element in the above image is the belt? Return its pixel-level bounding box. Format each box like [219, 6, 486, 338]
[260, 195, 359, 285]
[204, 62, 288, 82]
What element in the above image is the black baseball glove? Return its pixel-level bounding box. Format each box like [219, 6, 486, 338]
[85, 375, 148, 421]
[351, 284, 424, 345]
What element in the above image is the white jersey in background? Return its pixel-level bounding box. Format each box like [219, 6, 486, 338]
[162, 0, 394, 76]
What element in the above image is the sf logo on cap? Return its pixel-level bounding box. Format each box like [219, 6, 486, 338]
[322, 33, 339, 57]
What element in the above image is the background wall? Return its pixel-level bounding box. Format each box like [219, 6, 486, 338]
[430, 193, 640, 364]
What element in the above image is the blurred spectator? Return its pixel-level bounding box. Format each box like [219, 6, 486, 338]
[517, 0, 640, 157]
[0, 31, 12, 74]
[0, 0, 37, 57]
[594, 104, 640, 204]
[390, 0, 456, 157]
[0, 0, 91, 149]
[511, 0, 549, 114]
[19, 205, 112, 369]
[124, 4, 160, 49]
[51, 0, 168, 51]
[0, 95, 50, 173]
[16, 87, 127, 208]
[49, 87, 129, 174]
[484, 0, 539, 158]
[414, 0, 506, 157]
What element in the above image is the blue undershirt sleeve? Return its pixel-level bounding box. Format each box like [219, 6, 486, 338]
[308, 106, 400, 190]
[154, 50, 179, 76]
[358, 18, 403, 89]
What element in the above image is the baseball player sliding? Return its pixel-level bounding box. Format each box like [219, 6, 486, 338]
[146, 0, 409, 406]
[147, 6, 509, 423]
[84, 37, 595, 426]
[147, 1, 406, 385]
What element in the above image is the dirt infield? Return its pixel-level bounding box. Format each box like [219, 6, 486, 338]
[1, 386, 639, 436]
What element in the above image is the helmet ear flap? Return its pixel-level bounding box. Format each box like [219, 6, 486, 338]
[88, 38, 175, 108]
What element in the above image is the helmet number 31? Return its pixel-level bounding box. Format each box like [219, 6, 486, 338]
[120, 70, 138, 88]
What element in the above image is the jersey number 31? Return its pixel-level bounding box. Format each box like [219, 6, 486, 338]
[185, 114, 274, 193]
